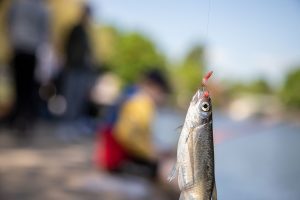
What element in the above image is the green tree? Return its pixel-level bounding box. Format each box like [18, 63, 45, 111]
[228, 79, 272, 95]
[109, 32, 166, 83]
[171, 45, 205, 105]
[280, 67, 300, 108]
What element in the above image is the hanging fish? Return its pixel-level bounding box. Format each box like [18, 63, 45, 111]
[169, 71, 217, 200]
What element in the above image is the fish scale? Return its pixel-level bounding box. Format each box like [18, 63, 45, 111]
[169, 72, 217, 200]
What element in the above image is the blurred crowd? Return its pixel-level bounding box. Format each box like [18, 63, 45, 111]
[0, 0, 173, 182]
[2, 1, 98, 135]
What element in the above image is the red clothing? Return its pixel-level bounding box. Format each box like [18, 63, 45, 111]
[94, 125, 127, 170]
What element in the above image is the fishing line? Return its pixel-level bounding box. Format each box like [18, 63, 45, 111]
[205, 0, 212, 40]
[203, 0, 213, 85]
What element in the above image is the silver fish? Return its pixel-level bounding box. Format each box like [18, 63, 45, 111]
[169, 71, 217, 200]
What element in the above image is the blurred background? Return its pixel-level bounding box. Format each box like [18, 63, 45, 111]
[0, 0, 300, 199]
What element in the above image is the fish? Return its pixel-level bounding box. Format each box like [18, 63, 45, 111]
[168, 71, 217, 200]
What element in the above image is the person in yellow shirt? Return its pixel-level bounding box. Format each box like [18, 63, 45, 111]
[95, 69, 170, 179]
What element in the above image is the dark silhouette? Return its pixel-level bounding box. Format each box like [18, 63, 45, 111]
[59, 4, 96, 127]
[65, 5, 93, 70]
[7, 0, 50, 133]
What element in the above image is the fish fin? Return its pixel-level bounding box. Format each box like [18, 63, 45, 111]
[212, 182, 217, 200]
[167, 163, 178, 182]
[175, 125, 183, 133]
[179, 192, 187, 200]
[185, 126, 196, 143]
[179, 193, 184, 200]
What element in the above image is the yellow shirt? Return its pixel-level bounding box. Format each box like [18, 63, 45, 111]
[114, 92, 155, 160]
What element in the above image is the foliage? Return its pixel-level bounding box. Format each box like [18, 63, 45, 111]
[0, 0, 12, 63]
[108, 32, 166, 83]
[170, 45, 205, 106]
[280, 67, 300, 108]
[92, 25, 167, 83]
[92, 26, 120, 66]
[228, 79, 272, 96]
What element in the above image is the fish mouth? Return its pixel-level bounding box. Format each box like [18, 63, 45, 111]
[195, 89, 210, 101]
[201, 90, 212, 100]
[191, 90, 201, 103]
[197, 90, 202, 99]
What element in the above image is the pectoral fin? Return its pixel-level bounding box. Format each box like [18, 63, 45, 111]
[167, 163, 178, 182]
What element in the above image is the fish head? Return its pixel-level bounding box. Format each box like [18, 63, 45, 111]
[185, 71, 213, 128]
[188, 89, 212, 126]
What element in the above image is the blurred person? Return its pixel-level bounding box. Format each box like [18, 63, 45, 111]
[55, 3, 97, 140]
[64, 4, 93, 72]
[7, 0, 50, 133]
[94, 69, 171, 179]
[61, 3, 95, 120]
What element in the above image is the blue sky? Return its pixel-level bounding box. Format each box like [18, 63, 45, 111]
[90, 0, 300, 85]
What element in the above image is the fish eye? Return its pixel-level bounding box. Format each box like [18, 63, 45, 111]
[201, 102, 210, 112]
